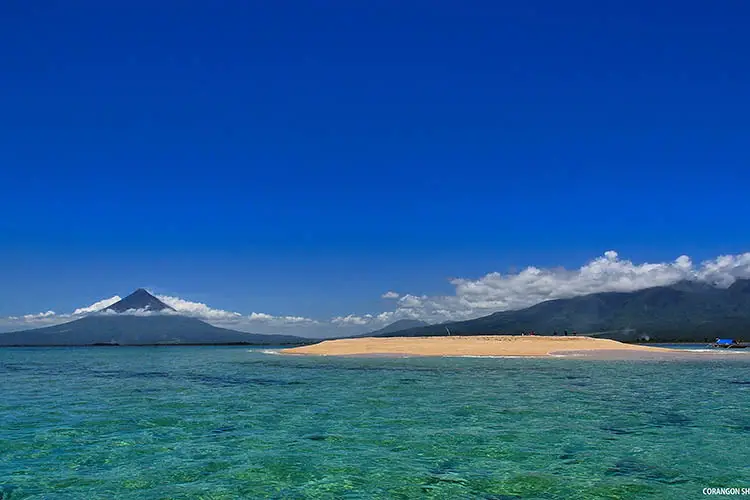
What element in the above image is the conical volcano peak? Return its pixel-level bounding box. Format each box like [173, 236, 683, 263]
[103, 289, 175, 313]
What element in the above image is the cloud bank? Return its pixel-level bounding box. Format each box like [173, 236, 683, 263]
[156, 294, 243, 320]
[2, 250, 750, 336]
[73, 296, 121, 315]
[302, 250, 750, 329]
[379, 250, 750, 324]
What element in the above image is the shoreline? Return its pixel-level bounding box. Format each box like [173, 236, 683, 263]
[0, 342, 314, 348]
[280, 335, 745, 359]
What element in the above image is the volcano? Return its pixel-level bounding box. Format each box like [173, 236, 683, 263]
[0, 289, 313, 346]
[104, 288, 175, 313]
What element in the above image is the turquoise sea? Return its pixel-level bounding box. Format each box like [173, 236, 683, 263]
[1, 347, 749, 499]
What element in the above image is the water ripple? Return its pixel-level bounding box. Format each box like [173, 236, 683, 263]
[0, 347, 748, 498]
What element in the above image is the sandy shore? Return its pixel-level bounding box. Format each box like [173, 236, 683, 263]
[280, 335, 686, 358]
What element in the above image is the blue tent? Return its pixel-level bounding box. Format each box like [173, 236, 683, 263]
[715, 339, 735, 345]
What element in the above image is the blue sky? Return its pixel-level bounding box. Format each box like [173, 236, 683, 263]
[2, 1, 750, 336]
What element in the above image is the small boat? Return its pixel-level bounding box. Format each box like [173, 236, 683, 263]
[712, 338, 748, 349]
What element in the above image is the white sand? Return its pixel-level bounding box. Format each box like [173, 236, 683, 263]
[281, 335, 680, 358]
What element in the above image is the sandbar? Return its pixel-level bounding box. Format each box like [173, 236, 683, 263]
[280, 335, 692, 358]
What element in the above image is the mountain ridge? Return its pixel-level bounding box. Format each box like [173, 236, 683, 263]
[0, 289, 314, 346]
[351, 319, 429, 338]
[370, 279, 750, 342]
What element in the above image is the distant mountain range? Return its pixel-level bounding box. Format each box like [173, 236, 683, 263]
[353, 319, 429, 337]
[369, 280, 750, 342]
[6, 280, 750, 346]
[0, 289, 312, 346]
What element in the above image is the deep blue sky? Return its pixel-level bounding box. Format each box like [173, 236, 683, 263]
[2, 0, 749, 318]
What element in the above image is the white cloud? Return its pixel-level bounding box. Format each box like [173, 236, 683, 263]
[381, 291, 400, 299]
[0, 310, 63, 330]
[331, 314, 372, 326]
[156, 294, 243, 320]
[7, 295, 125, 328]
[397, 294, 426, 308]
[279, 316, 316, 324]
[380, 250, 750, 323]
[248, 312, 274, 321]
[73, 296, 121, 315]
[145, 295, 319, 330]
[23, 310, 56, 320]
[326, 308, 432, 335]
[148, 294, 318, 327]
[697, 253, 750, 286]
[248, 312, 317, 325]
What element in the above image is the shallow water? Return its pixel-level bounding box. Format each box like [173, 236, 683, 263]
[1, 347, 749, 499]
[651, 343, 750, 353]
